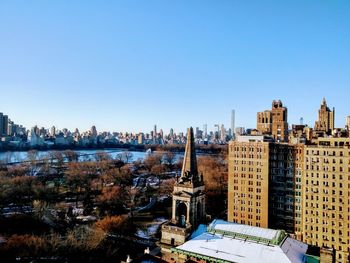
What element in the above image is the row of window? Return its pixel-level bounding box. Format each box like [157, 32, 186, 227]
[232, 146, 265, 152]
[305, 173, 349, 180]
[306, 149, 349, 156]
[305, 165, 349, 172]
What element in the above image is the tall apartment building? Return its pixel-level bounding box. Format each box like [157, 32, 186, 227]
[228, 135, 296, 233]
[293, 144, 304, 240]
[314, 98, 335, 135]
[303, 137, 350, 262]
[2, 115, 8, 136]
[0, 112, 3, 136]
[257, 100, 288, 142]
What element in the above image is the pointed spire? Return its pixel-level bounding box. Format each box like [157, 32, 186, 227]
[322, 97, 327, 106]
[181, 127, 198, 179]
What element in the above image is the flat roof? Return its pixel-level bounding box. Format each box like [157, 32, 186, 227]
[208, 219, 285, 245]
[174, 233, 307, 263]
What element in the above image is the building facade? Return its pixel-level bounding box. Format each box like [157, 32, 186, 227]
[314, 98, 335, 135]
[228, 136, 296, 233]
[302, 138, 350, 262]
[257, 100, 289, 142]
[228, 135, 350, 262]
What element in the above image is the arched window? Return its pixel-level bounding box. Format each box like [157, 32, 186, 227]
[177, 202, 187, 227]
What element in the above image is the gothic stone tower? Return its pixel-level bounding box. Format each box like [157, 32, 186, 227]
[314, 97, 335, 135]
[160, 127, 205, 260]
[257, 100, 288, 142]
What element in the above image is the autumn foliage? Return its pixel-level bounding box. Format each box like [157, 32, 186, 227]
[94, 215, 130, 234]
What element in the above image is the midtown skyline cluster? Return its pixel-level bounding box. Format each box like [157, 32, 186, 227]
[0, 97, 349, 150]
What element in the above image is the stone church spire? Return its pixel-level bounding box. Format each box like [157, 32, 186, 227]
[160, 127, 206, 260]
[181, 127, 198, 179]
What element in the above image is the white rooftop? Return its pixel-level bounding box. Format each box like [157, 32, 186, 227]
[209, 219, 283, 243]
[175, 233, 307, 263]
[174, 220, 308, 263]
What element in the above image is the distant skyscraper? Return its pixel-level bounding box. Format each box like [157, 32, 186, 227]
[231, 109, 235, 139]
[270, 100, 288, 142]
[50, 126, 56, 137]
[235, 127, 245, 136]
[203, 124, 207, 138]
[2, 115, 8, 136]
[74, 128, 80, 135]
[90, 125, 97, 137]
[314, 98, 335, 134]
[138, 133, 144, 145]
[170, 128, 174, 138]
[257, 100, 288, 142]
[195, 127, 199, 139]
[153, 124, 157, 144]
[7, 119, 14, 136]
[220, 124, 226, 141]
[0, 112, 3, 136]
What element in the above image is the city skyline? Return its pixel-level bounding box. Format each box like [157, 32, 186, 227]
[1, 1, 350, 132]
[0, 97, 348, 136]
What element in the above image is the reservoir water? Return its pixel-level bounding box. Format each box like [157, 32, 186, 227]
[0, 149, 150, 163]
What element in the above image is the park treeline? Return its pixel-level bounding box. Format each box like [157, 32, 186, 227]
[0, 150, 227, 262]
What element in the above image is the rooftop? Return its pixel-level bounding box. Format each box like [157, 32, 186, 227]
[173, 220, 310, 263]
[208, 219, 285, 245]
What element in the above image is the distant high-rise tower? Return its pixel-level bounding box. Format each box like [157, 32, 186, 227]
[346, 116, 350, 131]
[257, 100, 288, 142]
[138, 133, 145, 145]
[195, 127, 200, 139]
[50, 126, 56, 137]
[153, 124, 157, 144]
[231, 109, 235, 139]
[2, 115, 8, 136]
[0, 112, 4, 136]
[271, 100, 288, 142]
[203, 124, 207, 138]
[90, 125, 97, 137]
[314, 98, 335, 135]
[220, 124, 226, 141]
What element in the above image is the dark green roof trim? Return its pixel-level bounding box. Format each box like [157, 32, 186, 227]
[207, 227, 286, 245]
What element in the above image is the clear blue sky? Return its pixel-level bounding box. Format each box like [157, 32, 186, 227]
[0, 1, 349, 134]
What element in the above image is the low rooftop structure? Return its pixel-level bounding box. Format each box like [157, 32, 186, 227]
[171, 220, 317, 263]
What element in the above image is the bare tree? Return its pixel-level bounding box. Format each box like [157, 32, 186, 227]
[64, 150, 79, 162]
[95, 151, 111, 162]
[116, 151, 133, 164]
[163, 151, 176, 170]
[27, 150, 39, 176]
